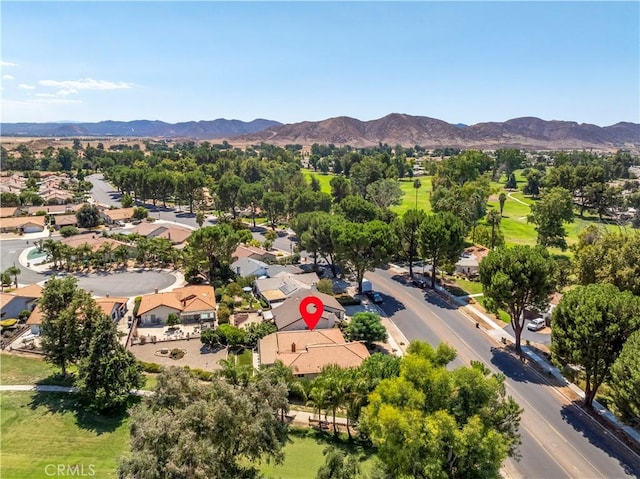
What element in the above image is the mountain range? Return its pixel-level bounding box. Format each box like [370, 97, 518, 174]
[2, 114, 639, 150]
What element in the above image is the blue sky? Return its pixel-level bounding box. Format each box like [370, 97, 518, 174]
[1, 1, 638, 126]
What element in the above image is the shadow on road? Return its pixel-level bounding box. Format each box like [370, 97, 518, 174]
[489, 347, 550, 385]
[379, 295, 406, 316]
[560, 403, 640, 476]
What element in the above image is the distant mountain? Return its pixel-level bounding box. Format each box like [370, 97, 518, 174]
[0, 118, 282, 139]
[239, 113, 640, 150]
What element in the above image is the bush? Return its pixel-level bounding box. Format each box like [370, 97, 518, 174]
[166, 313, 180, 327]
[170, 348, 185, 360]
[139, 361, 162, 373]
[59, 226, 79, 237]
[221, 294, 235, 309]
[217, 304, 231, 324]
[133, 296, 142, 317]
[316, 278, 334, 296]
[133, 206, 149, 220]
[335, 294, 361, 306]
[187, 367, 214, 381]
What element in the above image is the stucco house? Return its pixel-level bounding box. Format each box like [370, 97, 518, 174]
[100, 207, 135, 224]
[273, 290, 345, 331]
[258, 329, 369, 378]
[0, 216, 46, 233]
[137, 285, 216, 326]
[95, 296, 128, 320]
[0, 284, 43, 320]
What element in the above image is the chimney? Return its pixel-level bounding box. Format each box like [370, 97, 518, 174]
[291, 342, 296, 353]
[106, 293, 110, 298]
[154, 288, 159, 294]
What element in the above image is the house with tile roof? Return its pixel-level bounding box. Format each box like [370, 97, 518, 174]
[137, 285, 216, 326]
[94, 296, 128, 320]
[0, 207, 20, 218]
[100, 207, 135, 224]
[258, 329, 369, 378]
[0, 216, 46, 233]
[254, 272, 320, 307]
[233, 244, 278, 262]
[272, 290, 345, 331]
[130, 223, 193, 245]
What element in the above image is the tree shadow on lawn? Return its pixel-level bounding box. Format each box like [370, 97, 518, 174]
[28, 381, 137, 435]
[559, 403, 640, 477]
[287, 427, 375, 463]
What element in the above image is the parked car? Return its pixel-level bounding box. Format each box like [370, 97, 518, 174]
[366, 291, 383, 304]
[412, 277, 427, 288]
[527, 317, 546, 331]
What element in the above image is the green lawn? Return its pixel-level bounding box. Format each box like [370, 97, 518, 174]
[392, 177, 433, 214]
[261, 428, 375, 478]
[1, 354, 58, 385]
[451, 278, 484, 296]
[0, 392, 131, 479]
[0, 389, 374, 479]
[303, 170, 333, 194]
[236, 349, 253, 367]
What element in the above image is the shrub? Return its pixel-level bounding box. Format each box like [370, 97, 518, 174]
[139, 361, 162, 373]
[316, 278, 334, 296]
[217, 304, 231, 324]
[59, 226, 79, 237]
[133, 206, 149, 220]
[221, 295, 235, 308]
[166, 313, 180, 327]
[170, 348, 185, 360]
[133, 296, 142, 317]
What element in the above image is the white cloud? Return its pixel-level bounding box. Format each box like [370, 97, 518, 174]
[39, 78, 133, 90]
[18, 83, 35, 90]
[36, 93, 58, 98]
[2, 75, 14, 80]
[56, 88, 79, 96]
[1, 61, 18, 67]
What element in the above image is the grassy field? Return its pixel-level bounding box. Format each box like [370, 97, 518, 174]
[0, 354, 59, 385]
[393, 178, 433, 214]
[303, 170, 333, 194]
[0, 392, 131, 479]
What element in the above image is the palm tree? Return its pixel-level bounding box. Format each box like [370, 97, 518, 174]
[5, 265, 20, 288]
[76, 242, 93, 269]
[40, 239, 62, 268]
[311, 365, 347, 435]
[257, 361, 306, 420]
[499, 192, 507, 216]
[97, 242, 114, 269]
[413, 178, 422, 209]
[486, 210, 502, 249]
[114, 245, 129, 268]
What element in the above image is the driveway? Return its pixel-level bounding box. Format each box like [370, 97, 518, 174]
[504, 323, 551, 346]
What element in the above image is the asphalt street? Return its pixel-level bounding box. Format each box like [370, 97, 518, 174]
[368, 268, 640, 479]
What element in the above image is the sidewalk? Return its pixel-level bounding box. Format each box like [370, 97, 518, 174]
[434, 283, 640, 449]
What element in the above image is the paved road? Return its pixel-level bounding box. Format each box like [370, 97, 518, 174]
[368, 268, 640, 479]
[87, 173, 122, 207]
[0, 238, 49, 284]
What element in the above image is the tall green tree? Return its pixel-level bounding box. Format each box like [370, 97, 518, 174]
[479, 246, 556, 353]
[76, 203, 100, 228]
[238, 182, 264, 228]
[485, 210, 502, 249]
[528, 187, 574, 250]
[498, 192, 507, 216]
[316, 447, 360, 479]
[4, 265, 20, 288]
[330, 176, 352, 203]
[361, 341, 522, 479]
[413, 178, 422, 209]
[184, 225, 242, 283]
[551, 284, 640, 408]
[332, 220, 397, 293]
[418, 212, 466, 289]
[610, 329, 640, 423]
[118, 367, 289, 479]
[40, 277, 102, 376]
[262, 191, 287, 229]
[366, 178, 404, 210]
[345, 312, 388, 348]
[216, 173, 244, 218]
[77, 313, 143, 411]
[336, 195, 379, 223]
[392, 209, 427, 277]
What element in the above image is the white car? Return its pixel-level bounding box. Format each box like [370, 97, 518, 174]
[527, 318, 546, 331]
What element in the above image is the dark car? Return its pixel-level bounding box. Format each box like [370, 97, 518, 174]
[366, 291, 383, 303]
[412, 277, 427, 288]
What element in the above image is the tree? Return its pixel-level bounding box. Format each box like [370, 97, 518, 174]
[610, 329, 640, 423]
[238, 182, 264, 228]
[572, 229, 640, 296]
[413, 178, 422, 209]
[181, 170, 206, 214]
[40, 277, 102, 376]
[393, 209, 427, 277]
[474, 224, 505, 250]
[132, 206, 148, 220]
[332, 220, 397, 293]
[366, 178, 404, 210]
[0, 272, 11, 292]
[345, 312, 387, 347]
[195, 211, 205, 228]
[245, 321, 277, 349]
[77, 313, 143, 411]
[360, 341, 522, 479]
[4, 266, 20, 288]
[336, 195, 379, 223]
[316, 446, 360, 479]
[0, 192, 20, 207]
[59, 225, 79, 238]
[121, 193, 134, 208]
[262, 191, 287, 229]
[551, 284, 640, 408]
[523, 169, 543, 197]
[216, 173, 244, 218]
[418, 212, 466, 289]
[479, 246, 555, 353]
[330, 176, 352, 203]
[528, 187, 574, 250]
[316, 278, 334, 295]
[166, 313, 180, 327]
[118, 367, 288, 479]
[505, 173, 517, 189]
[184, 225, 242, 283]
[498, 192, 507, 216]
[76, 204, 100, 228]
[216, 324, 248, 349]
[485, 210, 502, 249]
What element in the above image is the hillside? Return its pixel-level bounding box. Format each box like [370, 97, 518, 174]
[240, 113, 640, 150]
[0, 118, 282, 139]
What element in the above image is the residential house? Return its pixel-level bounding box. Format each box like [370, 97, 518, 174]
[41, 190, 73, 205]
[61, 234, 128, 252]
[258, 329, 370, 378]
[52, 214, 78, 229]
[0, 207, 20, 218]
[234, 244, 278, 262]
[25, 204, 81, 216]
[254, 272, 320, 307]
[272, 290, 345, 331]
[101, 207, 135, 224]
[0, 216, 46, 233]
[130, 223, 193, 245]
[231, 257, 268, 278]
[455, 245, 490, 277]
[137, 285, 216, 326]
[26, 305, 44, 335]
[0, 284, 43, 320]
[95, 296, 128, 320]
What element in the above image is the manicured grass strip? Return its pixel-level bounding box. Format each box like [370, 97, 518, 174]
[451, 278, 484, 296]
[0, 392, 131, 479]
[260, 428, 375, 478]
[1, 354, 59, 385]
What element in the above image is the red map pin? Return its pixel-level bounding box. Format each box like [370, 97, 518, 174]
[299, 296, 324, 331]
